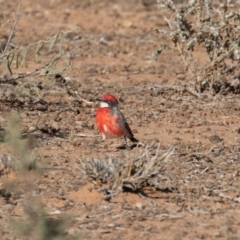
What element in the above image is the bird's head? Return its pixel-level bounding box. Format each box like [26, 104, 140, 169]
[97, 94, 119, 108]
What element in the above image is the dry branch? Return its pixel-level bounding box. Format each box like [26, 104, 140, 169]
[1, 0, 21, 59]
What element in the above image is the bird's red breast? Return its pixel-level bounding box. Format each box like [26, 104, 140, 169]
[96, 107, 125, 137]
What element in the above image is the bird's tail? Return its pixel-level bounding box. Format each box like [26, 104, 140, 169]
[129, 136, 139, 143]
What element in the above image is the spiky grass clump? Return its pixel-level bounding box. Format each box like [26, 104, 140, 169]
[12, 200, 75, 240]
[4, 112, 38, 171]
[79, 142, 175, 199]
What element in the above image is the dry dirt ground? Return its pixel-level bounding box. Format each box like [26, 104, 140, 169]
[1, 0, 240, 239]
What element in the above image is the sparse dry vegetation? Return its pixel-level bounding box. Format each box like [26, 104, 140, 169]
[157, 0, 240, 95]
[0, 0, 240, 239]
[79, 143, 175, 199]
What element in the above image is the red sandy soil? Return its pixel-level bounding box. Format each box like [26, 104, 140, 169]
[0, 1, 240, 239]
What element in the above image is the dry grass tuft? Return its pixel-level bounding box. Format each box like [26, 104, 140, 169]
[79, 142, 175, 199]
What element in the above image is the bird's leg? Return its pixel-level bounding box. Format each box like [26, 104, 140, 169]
[124, 136, 130, 150]
[102, 133, 106, 141]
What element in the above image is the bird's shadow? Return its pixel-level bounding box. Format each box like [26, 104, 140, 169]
[117, 143, 138, 150]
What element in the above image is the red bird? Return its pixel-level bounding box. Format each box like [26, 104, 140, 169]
[96, 94, 139, 145]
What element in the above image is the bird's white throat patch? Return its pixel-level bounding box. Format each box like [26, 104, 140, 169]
[100, 101, 109, 108]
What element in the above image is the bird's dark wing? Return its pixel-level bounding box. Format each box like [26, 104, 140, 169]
[113, 107, 139, 143]
[124, 121, 138, 143]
